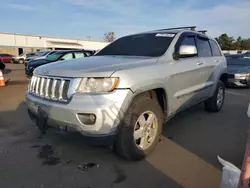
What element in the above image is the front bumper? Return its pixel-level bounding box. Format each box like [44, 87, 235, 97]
[228, 78, 250, 87]
[25, 67, 34, 77]
[26, 89, 133, 137]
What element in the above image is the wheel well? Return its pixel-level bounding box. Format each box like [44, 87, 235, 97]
[220, 73, 228, 85]
[134, 88, 167, 115]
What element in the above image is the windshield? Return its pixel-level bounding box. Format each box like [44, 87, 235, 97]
[35, 51, 51, 56]
[227, 56, 250, 66]
[46, 53, 63, 61]
[95, 33, 175, 57]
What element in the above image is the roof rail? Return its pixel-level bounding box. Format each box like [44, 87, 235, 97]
[197, 30, 207, 34]
[154, 26, 197, 32]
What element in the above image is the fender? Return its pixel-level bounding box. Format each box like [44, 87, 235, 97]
[129, 83, 169, 118]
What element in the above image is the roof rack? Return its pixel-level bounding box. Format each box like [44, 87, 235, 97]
[154, 26, 197, 32]
[197, 30, 207, 34]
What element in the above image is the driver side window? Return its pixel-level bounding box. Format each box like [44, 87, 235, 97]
[181, 36, 197, 47]
[61, 53, 73, 60]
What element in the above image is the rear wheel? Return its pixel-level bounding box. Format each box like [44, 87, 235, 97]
[204, 81, 225, 112]
[18, 59, 24, 64]
[116, 94, 164, 160]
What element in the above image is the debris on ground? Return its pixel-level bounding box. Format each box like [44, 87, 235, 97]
[42, 156, 61, 166]
[65, 160, 72, 164]
[113, 164, 127, 184]
[31, 144, 40, 148]
[37, 134, 43, 140]
[78, 162, 99, 171]
[36, 144, 61, 166]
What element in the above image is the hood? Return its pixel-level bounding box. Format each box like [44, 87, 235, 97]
[227, 64, 250, 74]
[27, 55, 45, 61]
[35, 55, 158, 77]
[29, 59, 52, 67]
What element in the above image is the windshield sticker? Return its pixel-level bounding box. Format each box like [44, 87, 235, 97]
[155, 33, 175, 37]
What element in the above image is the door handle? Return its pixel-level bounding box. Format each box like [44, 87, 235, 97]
[197, 61, 203, 65]
[214, 59, 219, 63]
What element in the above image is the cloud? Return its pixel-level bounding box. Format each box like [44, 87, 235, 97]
[68, 0, 250, 38]
[7, 3, 33, 11]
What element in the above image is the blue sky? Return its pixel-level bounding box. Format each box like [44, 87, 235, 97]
[1, 0, 250, 41]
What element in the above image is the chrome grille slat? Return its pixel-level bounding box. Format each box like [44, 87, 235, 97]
[51, 79, 57, 98]
[59, 80, 65, 99]
[45, 79, 50, 97]
[40, 77, 45, 96]
[35, 77, 40, 94]
[28, 76, 72, 102]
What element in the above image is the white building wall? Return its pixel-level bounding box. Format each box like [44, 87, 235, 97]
[0, 32, 109, 50]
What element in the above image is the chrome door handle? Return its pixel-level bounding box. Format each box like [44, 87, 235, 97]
[197, 61, 203, 65]
[214, 59, 219, 62]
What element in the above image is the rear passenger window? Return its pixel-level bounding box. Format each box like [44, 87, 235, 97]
[74, 52, 85, 58]
[196, 37, 212, 57]
[209, 40, 222, 56]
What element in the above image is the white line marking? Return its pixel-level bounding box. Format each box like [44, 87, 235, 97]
[226, 91, 249, 97]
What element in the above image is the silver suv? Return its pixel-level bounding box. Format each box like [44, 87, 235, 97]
[26, 26, 227, 160]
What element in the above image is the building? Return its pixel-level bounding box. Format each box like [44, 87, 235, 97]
[0, 32, 109, 56]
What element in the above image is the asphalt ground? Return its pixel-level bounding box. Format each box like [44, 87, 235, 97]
[0, 64, 250, 188]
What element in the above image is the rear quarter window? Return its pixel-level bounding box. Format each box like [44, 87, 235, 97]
[209, 40, 222, 56]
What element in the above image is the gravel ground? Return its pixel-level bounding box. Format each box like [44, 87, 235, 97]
[0, 64, 249, 188]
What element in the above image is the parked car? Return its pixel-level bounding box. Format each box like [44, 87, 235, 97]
[0, 58, 5, 71]
[226, 54, 250, 87]
[24, 50, 56, 67]
[25, 50, 92, 77]
[26, 26, 227, 160]
[12, 52, 36, 64]
[0, 53, 14, 63]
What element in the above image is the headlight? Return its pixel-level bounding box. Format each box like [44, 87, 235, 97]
[76, 77, 119, 93]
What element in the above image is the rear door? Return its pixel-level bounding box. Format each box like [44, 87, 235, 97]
[73, 52, 86, 59]
[59, 53, 74, 61]
[195, 36, 223, 99]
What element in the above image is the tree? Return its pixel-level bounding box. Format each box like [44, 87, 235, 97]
[216, 34, 250, 50]
[216, 33, 234, 50]
[104, 32, 116, 42]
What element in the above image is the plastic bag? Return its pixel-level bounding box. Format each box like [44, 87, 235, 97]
[218, 156, 241, 188]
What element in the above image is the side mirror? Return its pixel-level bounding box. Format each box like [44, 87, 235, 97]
[174, 45, 197, 59]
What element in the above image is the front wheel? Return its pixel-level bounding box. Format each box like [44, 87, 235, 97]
[115, 94, 164, 161]
[204, 81, 225, 112]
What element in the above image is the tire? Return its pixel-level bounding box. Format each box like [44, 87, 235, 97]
[18, 59, 24, 64]
[204, 80, 225, 112]
[115, 93, 164, 161]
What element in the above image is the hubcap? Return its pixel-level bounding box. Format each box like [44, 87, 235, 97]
[217, 87, 224, 108]
[133, 111, 158, 150]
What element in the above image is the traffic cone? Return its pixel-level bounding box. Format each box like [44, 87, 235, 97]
[0, 70, 5, 87]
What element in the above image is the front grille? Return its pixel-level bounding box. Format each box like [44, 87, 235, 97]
[28, 76, 72, 102]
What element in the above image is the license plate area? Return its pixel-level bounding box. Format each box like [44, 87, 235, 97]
[36, 106, 49, 134]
